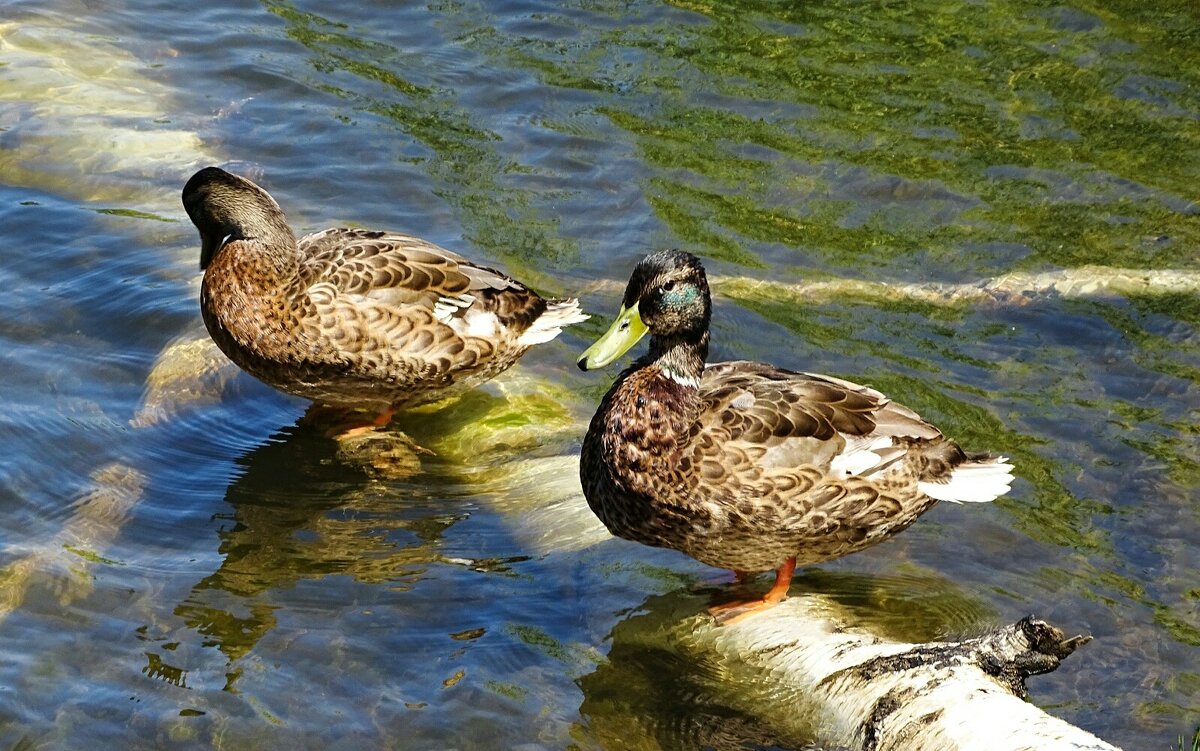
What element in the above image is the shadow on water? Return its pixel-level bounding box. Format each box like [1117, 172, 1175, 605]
[121, 401, 563, 748]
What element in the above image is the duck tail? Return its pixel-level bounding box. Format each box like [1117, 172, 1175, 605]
[517, 297, 590, 346]
[919, 455, 1014, 504]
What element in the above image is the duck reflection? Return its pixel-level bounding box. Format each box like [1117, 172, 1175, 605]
[576, 567, 994, 751]
[166, 370, 581, 664]
[174, 417, 471, 663]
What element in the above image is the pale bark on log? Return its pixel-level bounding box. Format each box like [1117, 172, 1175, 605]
[676, 598, 1121, 750]
[572, 265, 1200, 306]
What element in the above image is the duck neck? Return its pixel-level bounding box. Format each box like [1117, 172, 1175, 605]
[641, 330, 708, 390]
[260, 235, 302, 280]
[580, 328, 707, 528]
[210, 202, 300, 280]
[242, 219, 301, 279]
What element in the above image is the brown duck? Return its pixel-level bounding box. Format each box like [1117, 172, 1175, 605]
[183, 166, 587, 433]
[577, 250, 1012, 624]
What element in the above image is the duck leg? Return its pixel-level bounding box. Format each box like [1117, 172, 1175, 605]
[334, 406, 396, 440]
[707, 557, 796, 626]
[301, 404, 397, 440]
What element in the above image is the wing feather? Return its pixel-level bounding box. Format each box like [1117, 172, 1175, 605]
[297, 228, 549, 339]
[291, 228, 550, 387]
[693, 361, 941, 477]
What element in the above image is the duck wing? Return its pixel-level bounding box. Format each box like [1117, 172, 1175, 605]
[299, 228, 546, 331]
[691, 361, 943, 481]
[288, 228, 575, 393]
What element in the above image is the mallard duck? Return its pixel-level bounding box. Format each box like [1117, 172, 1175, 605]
[577, 250, 1012, 624]
[183, 166, 587, 433]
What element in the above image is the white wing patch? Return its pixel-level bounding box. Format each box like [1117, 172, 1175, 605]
[516, 298, 589, 346]
[447, 307, 502, 339]
[432, 293, 475, 322]
[829, 435, 899, 478]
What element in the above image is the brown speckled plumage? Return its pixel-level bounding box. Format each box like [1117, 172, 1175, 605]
[578, 251, 1012, 617]
[183, 167, 587, 412]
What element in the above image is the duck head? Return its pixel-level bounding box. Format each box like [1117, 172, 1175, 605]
[578, 250, 711, 371]
[182, 166, 295, 270]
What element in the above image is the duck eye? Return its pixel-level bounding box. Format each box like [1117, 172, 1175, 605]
[662, 280, 677, 293]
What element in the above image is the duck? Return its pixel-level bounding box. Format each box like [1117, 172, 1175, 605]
[183, 166, 587, 434]
[577, 250, 1012, 624]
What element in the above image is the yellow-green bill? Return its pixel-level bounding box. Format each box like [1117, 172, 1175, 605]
[577, 304, 648, 370]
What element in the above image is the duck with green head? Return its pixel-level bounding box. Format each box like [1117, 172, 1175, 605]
[578, 250, 1012, 624]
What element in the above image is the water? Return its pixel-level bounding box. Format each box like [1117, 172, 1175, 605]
[1, 0, 1197, 748]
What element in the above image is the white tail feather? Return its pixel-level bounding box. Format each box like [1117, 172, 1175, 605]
[517, 298, 589, 346]
[919, 456, 1014, 504]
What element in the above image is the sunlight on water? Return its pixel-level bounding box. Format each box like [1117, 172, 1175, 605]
[0, 0, 1196, 748]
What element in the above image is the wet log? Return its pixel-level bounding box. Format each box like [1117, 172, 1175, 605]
[0, 463, 144, 618]
[673, 597, 1121, 750]
[574, 265, 1200, 307]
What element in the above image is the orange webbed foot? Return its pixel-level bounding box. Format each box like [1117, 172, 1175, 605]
[707, 597, 781, 626]
[706, 557, 796, 626]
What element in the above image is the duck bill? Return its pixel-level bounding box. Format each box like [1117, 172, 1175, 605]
[577, 304, 648, 371]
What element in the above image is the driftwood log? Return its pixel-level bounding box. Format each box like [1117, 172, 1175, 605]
[0, 463, 144, 618]
[677, 599, 1119, 750]
[571, 265, 1200, 307]
[134, 264, 1200, 426]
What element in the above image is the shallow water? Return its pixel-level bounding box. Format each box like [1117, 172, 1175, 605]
[1, 0, 1197, 748]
